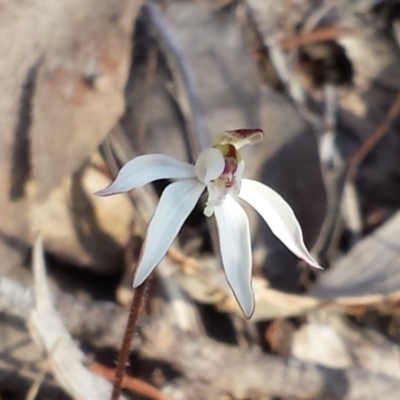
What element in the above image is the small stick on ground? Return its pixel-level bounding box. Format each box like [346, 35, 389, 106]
[279, 27, 355, 50]
[347, 91, 400, 180]
[91, 362, 169, 400]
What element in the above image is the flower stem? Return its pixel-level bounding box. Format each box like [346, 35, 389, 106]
[111, 281, 147, 400]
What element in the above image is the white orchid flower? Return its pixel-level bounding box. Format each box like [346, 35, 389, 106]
[95, 129, 322, 318]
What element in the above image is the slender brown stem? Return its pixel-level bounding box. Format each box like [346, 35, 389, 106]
[347, 91, 400, 180]
[111, 282, 147, 400]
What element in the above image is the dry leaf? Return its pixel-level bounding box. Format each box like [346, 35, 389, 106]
[28, 235, 127, 400]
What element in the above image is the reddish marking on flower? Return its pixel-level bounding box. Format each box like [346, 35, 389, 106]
[224, 144, 238, 158]
[225, 180, 235, 188]
[225, 128, 264, 139]
[222, 156, 237, 177]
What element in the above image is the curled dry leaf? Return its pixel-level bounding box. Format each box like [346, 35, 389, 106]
[309, 210, 400, 308]
[28, 236, 127, 400]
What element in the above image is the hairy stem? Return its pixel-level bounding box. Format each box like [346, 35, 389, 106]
[111, 281, 147, 400]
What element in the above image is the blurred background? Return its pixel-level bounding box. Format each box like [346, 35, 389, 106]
[1, 0, 400, 399]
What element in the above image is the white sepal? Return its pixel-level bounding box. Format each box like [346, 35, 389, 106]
[95, 154, 196, 196]
[214, 195, 254, 318]
[239, 179, 322, 270]
[133, 179, 205, 287]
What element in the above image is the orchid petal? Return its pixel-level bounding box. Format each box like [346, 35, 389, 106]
[95, 154, 196, 196]
[195, 148, 225, 184]
[133, 179, 205, 287]
[239, 179, 322, 269]
[214, 195, 254, 318]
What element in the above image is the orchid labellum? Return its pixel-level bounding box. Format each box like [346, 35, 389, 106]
[96, 129, 321, 317]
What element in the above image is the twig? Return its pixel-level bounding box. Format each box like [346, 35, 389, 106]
[347, 91, 400, 181]
[315, 88, 400, 260]
[91, 362, 169, 400]
[166, 247, 200, 272]
[335, 90, 400, 243]
[279, 27, 355, 50]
